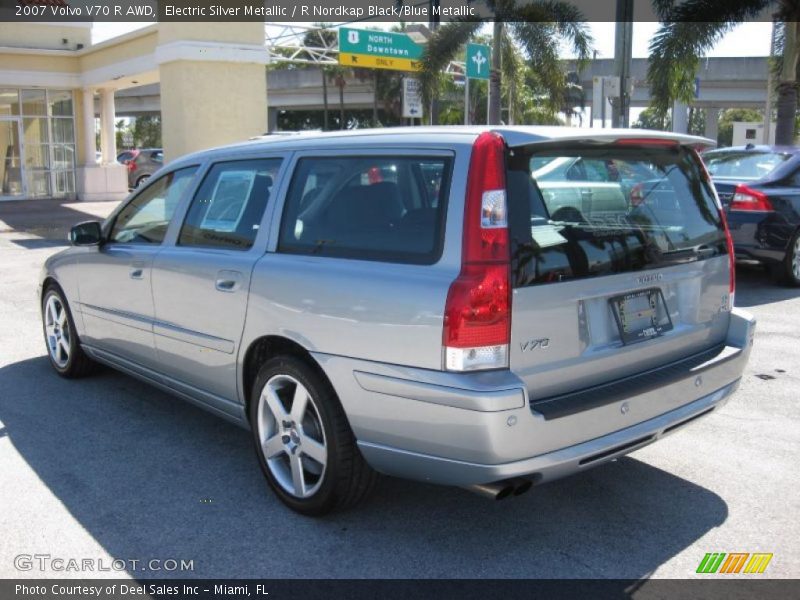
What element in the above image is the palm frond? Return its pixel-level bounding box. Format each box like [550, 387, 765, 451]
[418, 20, 482, 107]
[664, 0, 768, 22]
[645, 0, 770, 118]
[510, 0, 593, 64]
[652, 0, 678, 19]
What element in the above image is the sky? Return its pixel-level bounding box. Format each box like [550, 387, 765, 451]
[92, 21, 774, 57]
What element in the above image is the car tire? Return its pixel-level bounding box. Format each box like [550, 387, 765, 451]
[135, 174, 150, 188]
[41, 284, 97, 378]
[249, 355, 377, 516]
[779, 230, 800, 287]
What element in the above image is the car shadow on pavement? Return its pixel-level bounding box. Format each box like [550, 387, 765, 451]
[735, 265, 800, 307]
[0, 355, 728, 580]
[0, 199, 118, 241]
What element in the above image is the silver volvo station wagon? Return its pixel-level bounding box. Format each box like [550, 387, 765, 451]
[40, 127, 755, 515]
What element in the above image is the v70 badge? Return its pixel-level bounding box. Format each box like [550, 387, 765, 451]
[520, 338, 550, 352]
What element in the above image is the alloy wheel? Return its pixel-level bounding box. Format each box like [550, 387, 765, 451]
[44, 294, 70, 368]
[256, 374, 328, 499]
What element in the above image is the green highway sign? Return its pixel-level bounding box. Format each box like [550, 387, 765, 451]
[465, 43, 491, 80]
[339, 27, 424, 72]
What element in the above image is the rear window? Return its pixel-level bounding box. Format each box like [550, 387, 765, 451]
[507, 144, 728, 288]
[704, 150, 790, 180]
[278, 156, 451, 264]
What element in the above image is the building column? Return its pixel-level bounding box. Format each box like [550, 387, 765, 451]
[156, 23, 269, 161]
[99, 89, 117, 164]
[81, 88, 97, 166]
[672, 101, 689, 134]
[76, 88, 128, 202]
[704, 107, 720, 144]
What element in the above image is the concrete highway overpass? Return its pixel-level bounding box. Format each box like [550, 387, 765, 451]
[113, 56, 770, 135]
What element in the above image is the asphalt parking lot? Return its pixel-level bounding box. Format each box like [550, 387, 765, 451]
[0, 200, 798, 581]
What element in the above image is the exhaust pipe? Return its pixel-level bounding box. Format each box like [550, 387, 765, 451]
[509, 477, 533, 496]
[463, 477, 532, 500]
[463, 480, 515, 500]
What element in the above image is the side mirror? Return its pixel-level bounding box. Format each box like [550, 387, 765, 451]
[69, 221, 103, 246]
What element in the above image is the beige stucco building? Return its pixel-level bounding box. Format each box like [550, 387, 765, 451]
[0, 22, 268, 201]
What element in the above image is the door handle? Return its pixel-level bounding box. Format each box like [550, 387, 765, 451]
[215, 270, 243, 293]
[215, 279, 238, 292]
[130, 268, 144, 279]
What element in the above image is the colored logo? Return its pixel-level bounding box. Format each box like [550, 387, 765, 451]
[696, 552, 773, 574]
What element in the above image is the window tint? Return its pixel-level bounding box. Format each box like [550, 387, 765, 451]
[109, 167, 197, 244]
[507, 145, 727, 288]
[704, 151, 790, 180]
[278, 156, 451, 264]
[178, 158, 281, 251]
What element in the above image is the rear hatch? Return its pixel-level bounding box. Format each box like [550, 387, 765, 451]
[505, 139, 733, 402]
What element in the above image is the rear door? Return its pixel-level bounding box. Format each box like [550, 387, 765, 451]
[505, 141, 733, 401]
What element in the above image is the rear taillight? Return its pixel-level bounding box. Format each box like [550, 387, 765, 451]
[443, 131, 511, 371]
[127, 160, 137, 173]
[630, 182, 645, 207]
[730, 184, 773, 212]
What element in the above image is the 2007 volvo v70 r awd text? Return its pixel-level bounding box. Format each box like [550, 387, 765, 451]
[39, 127, 755, 515]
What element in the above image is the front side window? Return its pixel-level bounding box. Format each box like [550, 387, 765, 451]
[507, 145, 727, 287]
[278, 155, 451, 264]
[109, 167, 197, 244]
[178, 158, 281, 251]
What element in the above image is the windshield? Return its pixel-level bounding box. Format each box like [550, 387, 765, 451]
[507, 145, 728, 288]
[703, 151, 790, 180]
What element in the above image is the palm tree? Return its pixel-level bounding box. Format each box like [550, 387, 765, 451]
[647, 0, 800, 145]
[418, 0, 592, 125]
[299, 25, 338, 130]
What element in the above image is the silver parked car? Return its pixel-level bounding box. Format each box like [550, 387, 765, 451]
[40, 127, 755, 515]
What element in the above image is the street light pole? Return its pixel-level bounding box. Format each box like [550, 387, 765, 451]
[611, 0, 634, 128]
[429, 0, 440, 125]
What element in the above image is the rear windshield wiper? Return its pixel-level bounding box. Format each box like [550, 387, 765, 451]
[656, 245, 717, 264]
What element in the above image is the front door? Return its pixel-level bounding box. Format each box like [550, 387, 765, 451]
[150, 157, 283, 404]
[0, 118, 25, 200]
[77, 167, 198, 369]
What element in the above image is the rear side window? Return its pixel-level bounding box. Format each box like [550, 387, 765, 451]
[179, 158, 281, 251]
[278, 156, 451, 264]
[704, 150, 790, 180]
[507, 144, 727, 288]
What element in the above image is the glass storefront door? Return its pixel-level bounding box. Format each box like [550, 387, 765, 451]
[1, 88, 76, 200]
[0, 117, 25, 199]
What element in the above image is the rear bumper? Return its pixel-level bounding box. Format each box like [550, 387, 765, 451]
[314, 309, 755, 487]
[727, 211, 789, 264]
[358, 380, 738, 486]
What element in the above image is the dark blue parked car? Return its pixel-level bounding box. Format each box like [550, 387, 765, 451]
[703, 145, 800, 286]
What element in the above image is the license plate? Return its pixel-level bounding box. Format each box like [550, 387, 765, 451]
[609, 288, 673, 345]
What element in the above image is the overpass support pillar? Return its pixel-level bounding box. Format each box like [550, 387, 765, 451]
[156, 23, 269, 162]
[672, 101, 689, 134]
[704, 107, 720, 143]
